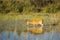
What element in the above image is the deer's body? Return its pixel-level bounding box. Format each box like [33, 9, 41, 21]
[27, 18, 43, 26]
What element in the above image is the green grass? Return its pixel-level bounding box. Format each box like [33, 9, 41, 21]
[0, 12, 60, 33]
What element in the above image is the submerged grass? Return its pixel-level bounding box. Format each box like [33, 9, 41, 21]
[0, 12, 60, 34]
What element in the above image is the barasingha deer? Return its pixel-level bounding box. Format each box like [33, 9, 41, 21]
[26, 18, 43, 34]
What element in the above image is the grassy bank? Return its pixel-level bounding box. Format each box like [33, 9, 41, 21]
[0, 12, 60, 34]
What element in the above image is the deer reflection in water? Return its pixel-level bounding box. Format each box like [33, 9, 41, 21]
[26, 18, 43, 34]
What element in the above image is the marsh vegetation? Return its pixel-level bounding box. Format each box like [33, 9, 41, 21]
[0, 0, 60, 40]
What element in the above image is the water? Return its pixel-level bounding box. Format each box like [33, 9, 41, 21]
[0, 31, 60, 40]
[0, 18, 60, 40]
